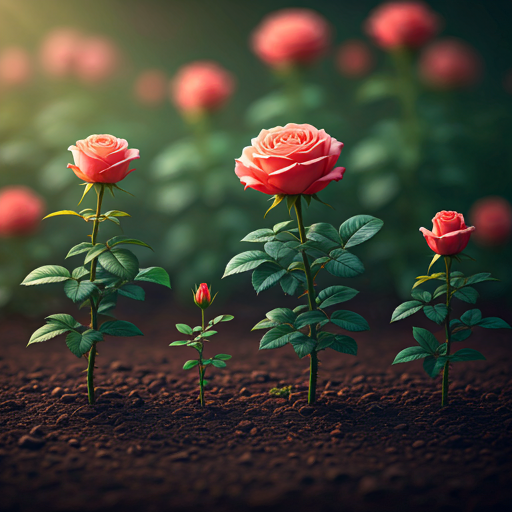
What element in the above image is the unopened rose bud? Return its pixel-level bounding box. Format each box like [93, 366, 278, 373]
[194, 283, 212, 309]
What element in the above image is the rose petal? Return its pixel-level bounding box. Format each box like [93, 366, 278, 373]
[303, 166, 345, 195]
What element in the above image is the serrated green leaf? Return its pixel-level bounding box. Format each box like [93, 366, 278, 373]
[295, 310, 328, 329]
[307, 223, 341, 247]
[477, 317, 511, 329]
[118, 284, 145, 301]
[252, 318, 278, 330]
[209, 315, 234, 325]
[423, 356, 446, 378]
[242, 229, 275, 243]
[28, 324, 69, 345]
[412, 327, 439, 354]
[266, 308, 296, 325]
[107, 235, 153, 251]
[317, 285, 359, 308]
[325, 249, 365, 278]
[66, 242, 93, 259]
[98, 249, 139, 281]
[100, 320, 143, 337]
[176, 324, 193, 335]
[66, 329, 103, 358]
[84, 244, 109, 265]
[64, 280, 98, 303]
[391, 301, 424, 322]
[223, 251, 273, 277]
[449, 319, 472, 342]
[21, 265, 71, 286]
[135, 267, 171, 288]
[449, 348, 486, 362]
[465, 273, 498, 286]
[259, 325, 295, 350]
[393, 346, 432, 364]
[411, 289, 432, 303]
[280, 273, 301, 296]
[46, 314, 81, 330]
[183, 360, 199, 370]
[423, 304, 448, 324]
[72, 266, 89, 280]
[330, 310, 369, 332]
[290, 332, 316, 358]
[273, 220, 295, 233]
[328, 334, 358, 355]
[453, 287, 479, 304]
[252, 264, 286, 294]
[461, 309, 482, 327]
[339, 215, 383, 248]
[433, 284, 447, 299]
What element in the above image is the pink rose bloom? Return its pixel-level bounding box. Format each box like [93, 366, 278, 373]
[67, 134, 140, 184]
[134, 69, 167, 107]
[420, 211, 475, 256]
[336, 40, 374, 78]
[0, 186, 44, 237]
[39, 28, 82, 78]
[171, 61, 235, 114]
[235, 123, 345, 196]
[0, 47, 32, 87]
[470, 197, 512, 246]
[419, 39, 482, 89]
[75, 36, 120, 84]
[365, 2, 440, 50]
[251, 8, 331, 68]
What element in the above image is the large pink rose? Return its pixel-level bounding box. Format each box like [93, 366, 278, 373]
[171, 61, 235, 114]
[235, 123, 345, 196]
[67, 134, 140, 184]
[251, 9, 331, 68]
[420, 211, 475, 256]
[0, 186, 44, 237]
[364, 2, 440, 50]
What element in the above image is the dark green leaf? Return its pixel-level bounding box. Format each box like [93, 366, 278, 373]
[449, 319, 472, 342]
[66, 329, 103, 358]
[393, 346, 432, 364]
[46, 314, 81, 330]
[252, 318, 278, 330]
[423, 304, 448, 324]
[325, 249, 365, 278]
[21, 265, 71, 286]
[266, 308, 296, 325]
[209, 315, 234, 325]
[28, 324, 69, 345]
[107, 235, 153, 250]
[169, 340, 188, 346]
[72, 266, 89, 280]
[330, 310, 369, 331]
[465, 273, 498, 286]
[135, 267, 171, 288]
[328, 335, 357, 355]
[242, 229, 275, 243]
[66, 242, 93, 259]
[339, 215, 383, 248]
[289, 332, 316, 358]
[252, 263, 286, 293]
[433, 285, 447, 299]
[478, 317, 511, 329]
[259, 325, 295, 350]
[84, 244, 108, 264]
[98, 249, 139, 281]
[461, 309, 482, 327]
[317, 285, 359, 308]
[449, 348, 486, 362]
[453, 287, 479, 304]
[423, 356, 446, 378]
[391, 301, 423, 322]
[295, 311, 328, 329]
[183, 360, 199, 370]
[211, 360, 227, 368]
[412, 327, 439, 354]
[223, 251, 273, 277]
[411, 289, 432, 303]
[100, 320, 143, 337]
[307, 223, 341, 247]
[118, 284, 145, 301]
[64, 280, 98, 303]
[176, 324, 193, 335]
[280, 273, 301, 296]
[214, 354, 232, 360]
[273, 220, 295, 233]
[293, 305, 309, 314]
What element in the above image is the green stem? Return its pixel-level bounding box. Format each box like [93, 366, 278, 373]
[281, 66, 303, 121]
[87, 185, 105, 406]
[441, 256, 452, 407]
[198, 308, 205, 407]
[294, 197, 318, 405]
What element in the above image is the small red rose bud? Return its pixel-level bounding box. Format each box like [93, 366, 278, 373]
[194, 283, 212, 309]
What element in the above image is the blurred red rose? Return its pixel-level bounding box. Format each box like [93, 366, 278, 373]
[420, 210, 475, 256]
[75, 36, 120, 84]
[0, 186, 44, 237]
[470, 197, 512, 246]
[171, 61, 235, 114]
[419, 39, 482, 89]
[0, 47, 32, 87]
[235, 123, 345, 196]
[336, 40, 374, 78]
[251, 8, 331, 68]
[365, 2, 440, 50]
[39, 28, 82, 78]
[68, 134, 140, 184]
[134, 69, 167, 106]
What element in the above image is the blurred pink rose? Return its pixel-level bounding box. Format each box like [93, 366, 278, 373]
[75, 37, 120, 84]
[235, 123, 345, 196]
[68, 134, 140, 184]
[419, 39, 482, 89]
[0, 47, 32, 87]
[470, 197, 512, 246]
[365, 2, 440, 50]
[336, 40, 374, 78]
[0, 186, 44, 237]
[171, 61, 235, 114]
[134, 69, 167, 106]
[251, 9, 331, 68]
[39, 28, 82, 78]
[420, 210, 475, 256]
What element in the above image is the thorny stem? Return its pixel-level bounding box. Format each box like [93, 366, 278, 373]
[441, 256, 452, 407]
[198, 309, 205, 407]
[294, 198, 318, 405]
[87, 185, 105, 406]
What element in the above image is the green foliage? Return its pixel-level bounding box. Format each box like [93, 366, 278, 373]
[423, 304, 448, 324]
[330, 310, 370, 332]
[183, 360, 199, 370]
[100, 320, 143, 337]
[66, 242, 93, 258]
[176, 323, 193, 335]
[98, 248, 139, 281]
[107, 235, 153, 251]
[135, 267, 171, 288]
[66, 330, 104, 358]
[269, 385, 292, 398]
[316, 286, 359, 308]
[21, 265, 71, 286]
[449, 348, 485, 362]
[391, 300, 424, 322]
[223, 251, 272, 277]
[324, 250, 365, 278]
[339, 215, 384, 248]
[118, 284, 145, 301]
[412, 327, 439, 354]
[64, 280, 98, 303]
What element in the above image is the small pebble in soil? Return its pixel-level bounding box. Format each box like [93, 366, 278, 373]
[51, 387, 64, 397]
[18, 435, 45, 450]
[60, 394, 77, 404]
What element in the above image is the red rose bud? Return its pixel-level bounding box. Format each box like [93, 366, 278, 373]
[0, 186, 45, 237]
[336, 40, 374, 78]
[470, 196, 512, 246]
[420, 210, 475, 256]
[171, 61, 235, 115]
[419, 39, 482, 90]
[194, 283, 212, 309]
[365, 2, 440, 50]
[251, 8, 331, 68]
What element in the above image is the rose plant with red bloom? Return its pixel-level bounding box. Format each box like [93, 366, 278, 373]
[226, 123, 383, 405]
[22, 135, 171, 405]
[391, 210, 510, 406]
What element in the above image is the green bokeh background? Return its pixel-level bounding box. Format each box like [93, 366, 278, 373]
[1, 0, 511, 313]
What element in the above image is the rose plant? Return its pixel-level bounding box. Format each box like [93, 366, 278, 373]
[22, 134, 171, 405]
[224, 123, 383, 404]
[391, 210, 510, 406]
[170, 283, 233, 407]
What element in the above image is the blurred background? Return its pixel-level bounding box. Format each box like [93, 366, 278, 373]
[0, 0, 511, 314]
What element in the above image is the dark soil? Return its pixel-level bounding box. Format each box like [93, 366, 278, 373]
[1, 295, 512, 512]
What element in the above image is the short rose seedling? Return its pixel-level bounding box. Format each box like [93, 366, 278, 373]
[224, 123, 383, 404]
[22, 135, 171, 405]
[171, 283, 234, 407]
[391, 210, 511, 406]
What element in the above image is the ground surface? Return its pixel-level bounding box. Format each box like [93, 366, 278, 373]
[1, 292, 511, 512]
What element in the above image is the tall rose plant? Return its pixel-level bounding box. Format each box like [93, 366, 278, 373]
[225, 123, 383, 404]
